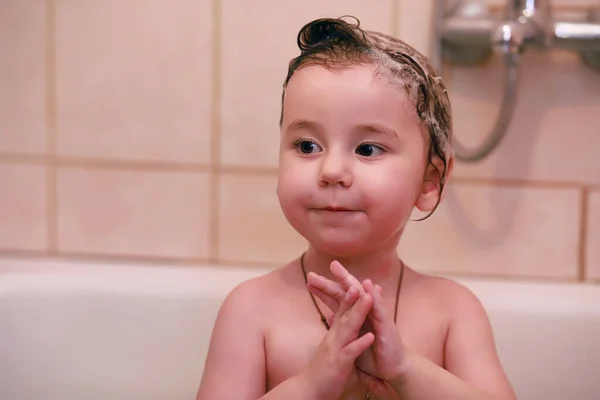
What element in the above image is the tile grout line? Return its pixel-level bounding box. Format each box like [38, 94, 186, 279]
[0, 248, 211, 267]
[4, 149, 599, 189]
[449, 176, 589, 189]
[208, 0, 222, 264]
[0, 153, 213, 171]
[2, 150, 600, 191]
[45, 0, 58, 255]
[0, 154, 49, 164]
[578, 187, 589, 281]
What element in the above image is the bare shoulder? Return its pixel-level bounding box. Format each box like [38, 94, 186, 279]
[408, 270, 516, 398]
[222, 269, 279, 311]
[196, 265, 291, 400]
[407, 269, 486, 317]
[210, 262, 294, 318]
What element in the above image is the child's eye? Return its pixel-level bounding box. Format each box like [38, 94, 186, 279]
[295, 140, 322, 154]
[356, 143, 384, 157]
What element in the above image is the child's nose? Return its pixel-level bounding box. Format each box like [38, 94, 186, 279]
[318, 151, 352, 188]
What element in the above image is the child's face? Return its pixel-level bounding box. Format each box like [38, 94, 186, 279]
[277, 63, 441, 256]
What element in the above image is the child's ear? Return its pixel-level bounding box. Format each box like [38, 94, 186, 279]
[414, 154, 453, 213]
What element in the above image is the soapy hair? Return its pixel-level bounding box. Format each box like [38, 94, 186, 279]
[280, 16, 453, 218]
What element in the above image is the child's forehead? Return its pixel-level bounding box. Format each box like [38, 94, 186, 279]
[282, 66, 419, 128]
[286, 63, 407, 94]
[284, 64, 414, 106]
[290, 62, 378, 84]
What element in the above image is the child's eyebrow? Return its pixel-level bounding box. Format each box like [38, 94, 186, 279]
[285, 120, 399, 139]
[284, 119, 324, 134]
[354, 123, 398, 138]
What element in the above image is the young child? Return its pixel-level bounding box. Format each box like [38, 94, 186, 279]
[197, 16, 516, 400]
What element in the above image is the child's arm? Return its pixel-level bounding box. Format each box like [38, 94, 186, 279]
[387, 284, 516, 400]
[196, 282, 268, 400]
[197, 281, 375, 400]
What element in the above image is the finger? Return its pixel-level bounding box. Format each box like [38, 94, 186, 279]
[375, 283, 383, 295]
[330, 261, 365, 294]
[336, 286, 358, 317]
[363, 279, 389, 325]
[307, 271, 346, 296]
[307, 272, 346, 306]
[307, 282, 340, 313]
[334, 292, 373, 343]
[340, 332, 374, 363]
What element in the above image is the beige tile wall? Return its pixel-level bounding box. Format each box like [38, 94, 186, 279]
[1, 0, 599, 282]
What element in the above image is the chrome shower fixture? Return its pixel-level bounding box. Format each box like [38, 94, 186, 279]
[433, 0, 600, 162]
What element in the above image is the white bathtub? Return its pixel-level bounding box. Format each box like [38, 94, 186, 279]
[0, 256, 598, 400]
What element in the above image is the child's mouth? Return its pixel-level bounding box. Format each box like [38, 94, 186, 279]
[321, 206, 355, 212]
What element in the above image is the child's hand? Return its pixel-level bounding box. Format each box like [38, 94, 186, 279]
[358, 278, 410, 381]
[301, 285, 376, 400]
[307, 262, 410, 383]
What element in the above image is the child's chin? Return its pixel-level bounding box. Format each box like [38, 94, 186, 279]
[310, 236, 372, 258]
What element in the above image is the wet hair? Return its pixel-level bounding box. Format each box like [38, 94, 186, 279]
[279, 16, 453, 219]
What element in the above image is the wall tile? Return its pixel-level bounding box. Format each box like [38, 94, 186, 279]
[57, 168, 210, 259]
[586, 191, 600, 280]
[220, 0, 395, 168]
[396, 0, 434, 56]
[447, 51, 600, 184]
[217, 173, 307, 264]
[0, 164, 47, 251]
[398, 183, 580, 279]
[55, 0, 212, 164]
[0, 1, 47, 154]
